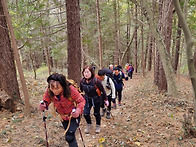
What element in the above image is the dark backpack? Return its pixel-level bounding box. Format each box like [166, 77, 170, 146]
[102, 68, 117, 88]
[102, 68, 117, 83]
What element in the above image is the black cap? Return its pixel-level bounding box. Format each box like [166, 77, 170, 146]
[113, 67, 120, 71]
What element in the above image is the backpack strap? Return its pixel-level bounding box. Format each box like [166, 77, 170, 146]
[107, 75, 109, 84]
[93, 77, 101, 96]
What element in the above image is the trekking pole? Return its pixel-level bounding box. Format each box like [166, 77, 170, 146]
[42, 110, 49, 147]
[72, 109, 86, 147]
[76, 118, 86, 147]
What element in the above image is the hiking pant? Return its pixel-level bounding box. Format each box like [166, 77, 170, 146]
[128, 72, 133, 79]
[83, 98, 101, 125]
[107, 94, 112, 111]
[100, 94, 104, 109]
[113, 88, 122, 103]
[62, 117, 80, 147]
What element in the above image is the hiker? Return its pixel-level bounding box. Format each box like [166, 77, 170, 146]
[128, 64, 134, 79]
[125, 63, 129, 74]
[80, 65, 106, 134]
[109, 64, 114, 71]
[113, 67, 128, 107]
[98, 69, 116, 119]
[39, 73, 85, 147]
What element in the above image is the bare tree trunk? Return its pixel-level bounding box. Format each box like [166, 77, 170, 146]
[154, 49, 160, 86]
[141, 0, 177, 95]
[134, 3, 138, 72]
[174, 20, 182, 73]
[126, 0, 130, 64]
[1, 0, 30, 116]
[96, 0, 103, 68]
[113, 0, 118, 65]
[157, 0, 173, 91]
[148, 33, 153, 71]
[66, 0, 82, 84]
[144, 32, 149, 69]
[174, 0, 196, 124]
[29, 49, 37, 79]
[117, 0, 121, 65]
[0, 2, 21, 104]
[141, 8, 145, 77]
[45, 0, 51, 75]
[120, 33, 135, 63]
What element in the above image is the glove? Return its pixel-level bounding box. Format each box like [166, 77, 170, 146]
[39, 100, 47, 111]
[104, 100, 109, 107]
[71, 108, 81, 118]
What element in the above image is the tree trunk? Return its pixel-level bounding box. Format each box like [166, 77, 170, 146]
[174, 0, 196, 124]
[113, 0, 118, 65]
[0, 1, 20, 109]
[141, 8, 145, 77]
[1, 0, 31, 116]
[134, 3, 138, 73]
[141, 0, 177, 95]
[126, 0, 130, 64]
[144, 32, 149, 69]
[157, 0, 173, 91]
[148, 33, 153, 71]
[96, 0, 103, 68]
[117, 0, 121, 65]
[154, 49, 160, 86]
[66, 0, 82, 84]
[174, 20, 182, 73]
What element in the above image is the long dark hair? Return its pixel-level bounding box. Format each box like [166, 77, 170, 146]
[47, 73, 70, 98]
[82, 65, 95, 79]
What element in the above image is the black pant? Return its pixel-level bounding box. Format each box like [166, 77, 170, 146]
[128, 72, 133, 79]
[113, 88, 122, 103]
[62, 117, 80, 147]
[83, 97, 101, 125]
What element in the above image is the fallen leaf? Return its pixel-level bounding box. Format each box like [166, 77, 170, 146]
[134, 142, 140, 146]
[99, 137, 105, 143]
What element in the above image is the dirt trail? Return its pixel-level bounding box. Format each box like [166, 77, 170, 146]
[77, 73, 142, 147]
[0, 73, 196, 147]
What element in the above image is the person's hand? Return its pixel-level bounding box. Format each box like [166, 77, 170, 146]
[105, 100, 109, 106]
[39, 100, 47, 111]
[71, 108, 81, 118]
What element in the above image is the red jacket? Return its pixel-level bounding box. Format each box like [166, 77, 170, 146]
[43, 85, 85, 121]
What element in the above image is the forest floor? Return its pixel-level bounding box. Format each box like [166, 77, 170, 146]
[0, 72, 196, 147]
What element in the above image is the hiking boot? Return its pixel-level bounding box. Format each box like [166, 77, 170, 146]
[106, 111, 111, 119]
[112, 103, 116, 109]
[85, 124, 92, 134]
[118, 101, 121, 106]
[100, 108, 106, 116]
[95, 125, 100, 133]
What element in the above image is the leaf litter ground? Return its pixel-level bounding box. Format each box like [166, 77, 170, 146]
[0, 72, 196, 147]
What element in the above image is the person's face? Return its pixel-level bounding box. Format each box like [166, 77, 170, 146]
[100, 75, 105, 81]
[109, 65, 113, 70]
[114, 70, 119, 75]
[83, 68, 92, 79]
[49, 80, 63, 96]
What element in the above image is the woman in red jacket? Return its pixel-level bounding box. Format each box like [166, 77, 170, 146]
[39, 73, 85, 147]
